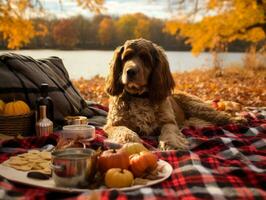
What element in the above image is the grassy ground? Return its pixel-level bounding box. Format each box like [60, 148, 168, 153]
[72, 66, 266, 107]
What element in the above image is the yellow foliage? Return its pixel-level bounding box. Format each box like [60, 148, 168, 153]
[134, 18, 151, 39]
[165, 0, 266, 54]
[0, 17, 35, 49]
[115, 14, 139, 41]
[207, 0, 219, 9]
[115, 13, 152, 43]
[0, 0, 103, 49]
[0, 0, 48, 49]
[164, 21, 180, 35]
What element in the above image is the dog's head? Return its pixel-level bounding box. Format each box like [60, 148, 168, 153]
[105, 38, 175, 103]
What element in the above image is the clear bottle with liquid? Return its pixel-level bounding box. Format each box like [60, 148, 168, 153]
[36, 105, 53, 136]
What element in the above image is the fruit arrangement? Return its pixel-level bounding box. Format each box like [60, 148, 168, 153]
[97, 142, 161, 188]
[4, 142, 165, 190]
[0, 99, 31, 116]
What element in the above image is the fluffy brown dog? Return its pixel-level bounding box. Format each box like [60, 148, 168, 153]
[104, 38, 239, 150]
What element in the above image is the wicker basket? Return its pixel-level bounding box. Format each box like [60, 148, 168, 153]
[0, 112, 35, 136]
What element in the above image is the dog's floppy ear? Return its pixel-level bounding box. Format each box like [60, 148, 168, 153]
[149, 44, 175, 103]
[105, 46, 124, 96]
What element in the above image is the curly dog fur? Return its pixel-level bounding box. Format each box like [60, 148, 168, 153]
[104, 38, 239, 150]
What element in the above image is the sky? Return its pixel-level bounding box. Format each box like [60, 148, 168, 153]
[42, 0, 174, 19]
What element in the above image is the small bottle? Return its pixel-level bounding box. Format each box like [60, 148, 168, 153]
[36, 105, 53, 136]
[36, 83, 54, 122]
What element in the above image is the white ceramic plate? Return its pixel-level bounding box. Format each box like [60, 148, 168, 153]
[0, 159, 172, 193]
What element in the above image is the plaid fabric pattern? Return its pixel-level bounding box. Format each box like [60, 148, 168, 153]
[0, 110, 265, 200]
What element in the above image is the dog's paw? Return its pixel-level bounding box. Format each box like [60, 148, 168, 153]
[108, 127, 141, 144]
[124, 130, 142, 143]
[159, 133, 189, 151]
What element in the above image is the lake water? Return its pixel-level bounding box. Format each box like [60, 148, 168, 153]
[0, 50, 245, 79]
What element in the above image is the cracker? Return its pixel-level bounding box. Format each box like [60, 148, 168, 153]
[12, 164, 33, 171]
[31, 163, 43, 170]
[32, 159, 47, 163]
[17, 153, 30, 158]
[5, 150, 51, 173]
[40, 152, 51, 160]
[7, 157, 28, 165]
[26, 154, 40, 160]
[38, 162, 50, 169]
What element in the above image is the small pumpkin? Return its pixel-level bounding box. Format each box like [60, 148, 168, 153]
[3, 100, 30, 116]
[120, 142, 149, 156]
[0, 100, 5, 114]
[98, 149, 130, 173]
[129, 151, 158, 177]
[105, 168, 134, 188]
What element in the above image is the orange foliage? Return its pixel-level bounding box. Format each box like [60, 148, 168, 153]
[72, 76, 109, 106]
[172, 67, 266, 107]
[98, 17, 115, 46]
[73, 67, 266, 107]
[52, 19, 79, 49]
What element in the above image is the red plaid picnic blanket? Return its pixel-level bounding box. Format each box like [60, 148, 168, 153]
[0, 109, 265, 200]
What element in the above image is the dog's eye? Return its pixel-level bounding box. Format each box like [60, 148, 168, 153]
[122, 54, 133, 62]
[139, 54, 152, 68]
[122, 48, 135, 61]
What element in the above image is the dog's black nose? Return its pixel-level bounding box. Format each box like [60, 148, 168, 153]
[127, 68, 137, 78]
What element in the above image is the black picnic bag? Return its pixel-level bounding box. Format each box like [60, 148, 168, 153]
[0, 53, 100, 129]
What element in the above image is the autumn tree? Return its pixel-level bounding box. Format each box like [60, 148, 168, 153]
[0, 0, 47, 49]
[0, 0, 104, 49]
[2, 14, 192, 50]
[149, 18, 188, 50]
[115, 14, 138, 44]
[115, 13, 153, 44]
[72, 15, 95, 48]
[165, 0, 266, 55]
[134, 14, 151, 39]
[52, 19, 79, 49]
[98, 17, 115, 46]
[27, 18, 57, 49]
